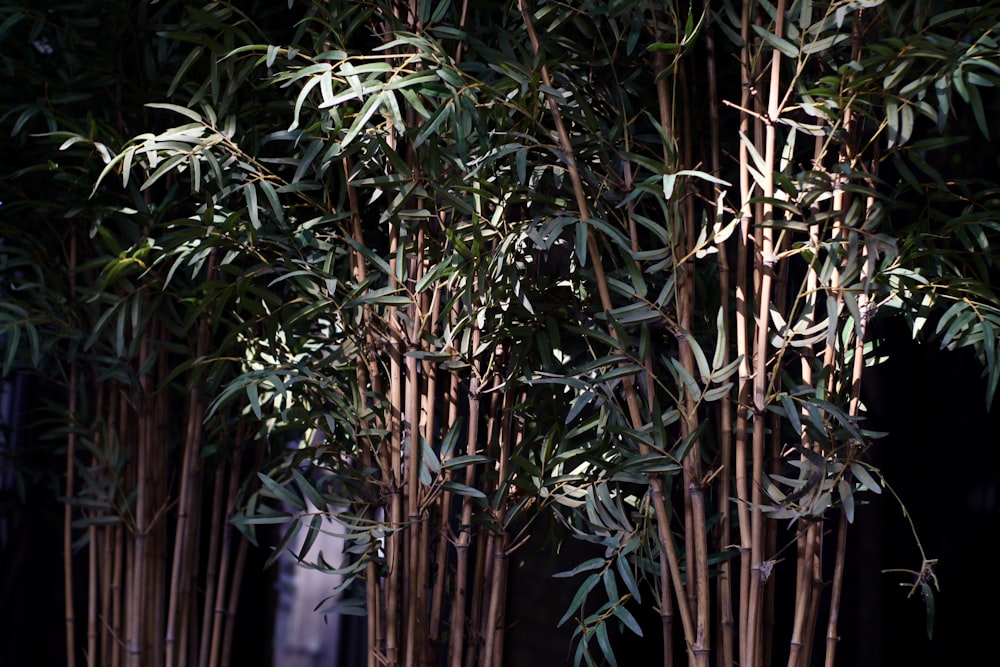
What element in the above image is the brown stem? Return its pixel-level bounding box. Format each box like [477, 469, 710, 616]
[64, 234, 79, 667]
[448, 345, 481, 667]
[519, 1, 696, 658]
[482, 389, 514, 667]
[735, 3, 755, 664]
[823, 511, 849, 667]
[88, 525, 97, 667]
[431, 368, 461, 643]
[802, 524, 824, 666]
[207, 428, 245, 667]
[197, 461, 226, 667]
[786, 524, 815, 667]
[112, 522, 123, 667]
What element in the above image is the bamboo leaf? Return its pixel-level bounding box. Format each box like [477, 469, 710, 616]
[752, 24, 799, 59]
[441, 481, 486, 499]
[440, 454, 492, 470]
[145, 102, 204, 123]
[838, 477, 855, 523]
[266, 519, 303, 568]
[297, 514, 323, 561]
[614, 556, 641, 603]
[612, 605, 643, 637]
[850, 463, 882, 494]
[558, 572, 600, 626]
[257, 473, 305, 512]
[595, 622, 617, 667]
[553, 557, 606, 579]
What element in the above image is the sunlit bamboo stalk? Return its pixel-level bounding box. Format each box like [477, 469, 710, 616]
[734, 2, 755, 664]
[520, 3, 697, 662]
[448, 323, 482, 667]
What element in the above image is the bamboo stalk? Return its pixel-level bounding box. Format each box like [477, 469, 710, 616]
[341, 153, 383, 667]
[467, 522, 491, 667]
[519, 2, 697, 660]
[197, 461, 226, 667]
[734, 2, 755, 664]
[468, 384, 503, 667]
[219, 524, 249, 667]
[746, 3, 788, 666]
[677, 59, 711, 667]
[823, 511, 849, 667]
[448, 346, 481, 667]
[207, 427, 245, 667]
[404, 230, 426, 667]
[166, 378, 203, 667]
[801, 524, 824, 666]
[101, 523, 113, 667]
[786, 524, 816, 667]
[112, 521, 123, 667]
[703, 4, 736, 662]
[482, 389, 514, 667]
[65, 233, 79, 667]
[430, 345, 461, 645]
[217, 438, 260, 667]
[126, 336, 152, 667]
[88, 524, 98, 667]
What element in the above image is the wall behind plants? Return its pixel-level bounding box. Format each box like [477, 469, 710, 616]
[3, 1, 1000, 666]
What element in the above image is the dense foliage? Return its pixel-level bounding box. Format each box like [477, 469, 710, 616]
[3, 1, 1000, 666]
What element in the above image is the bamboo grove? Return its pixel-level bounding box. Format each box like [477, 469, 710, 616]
[3, 1, 1000, 666]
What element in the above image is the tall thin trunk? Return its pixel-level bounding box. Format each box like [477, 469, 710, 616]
[64, 233, 79, 667]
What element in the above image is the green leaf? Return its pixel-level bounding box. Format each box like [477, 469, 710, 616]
[838, 477, 855, 523]
[559, 572, 600, 627]
[922, 582, 936, 639]
[145, 102, 204, 123]
[752, 24, 799, 59]
[614, 557, 642, 603]
[553, 557, 606, 579]
[441, 481, 486, 499]
[257, 473, 305, 512]
[595, 622, 617, 667]
[440, 454, 491, 470]
[612, 605, 643, 637]
[849, 463, 882, 494]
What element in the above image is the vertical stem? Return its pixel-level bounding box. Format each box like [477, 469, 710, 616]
[197, 462, 226, 667]
[519, 1, 696, 659]
[823, 512, 849, 667]
[677, 60, 710, 667]
[88, 525, 97, 667]
[786, 524, 816, 667]
[405, 232, 427, 667]
[801, 524, 824, 666]
[448, 336, 481, 667]
[64, 233, 79, 667]
[482, 390, 513, 667]
[112, 521, 123, 667]
[703, 2, 735, 660]
[735, 1, 754, 661]
[127, 337, 151, 667]
[430, 365, 461, 644]
[101, 523, 113, 667]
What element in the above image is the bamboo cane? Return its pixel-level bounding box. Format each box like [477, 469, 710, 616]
[196, 461, 226, 667]
[65, 232, 79, 667]
[519, 3, 697, 661]
[482, 389, 514, 667]
[448, 344, 482, 667]
[404, 231, 426, 667]
[88, 524, 98, 667]
[734, 2, 755, 663]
